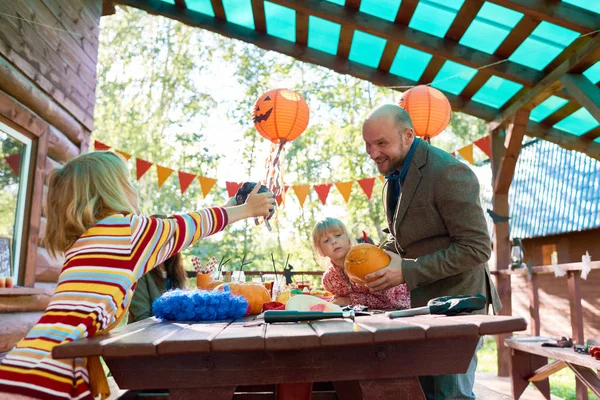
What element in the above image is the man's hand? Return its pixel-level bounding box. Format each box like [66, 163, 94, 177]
[365, 250, 405, 291]
[331, 296, 352, 306]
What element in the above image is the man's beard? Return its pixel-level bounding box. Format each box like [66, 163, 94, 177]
[376, 156, 403, 176]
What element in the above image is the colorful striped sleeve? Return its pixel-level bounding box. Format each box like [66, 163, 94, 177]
[130, 207, 228, 279]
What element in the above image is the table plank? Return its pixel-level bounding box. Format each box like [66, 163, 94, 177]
[211, 316, 266, 351]
[310, 319, 373, 347]
[356, 315, 426, 343]
[52, 317, 158, 359]
[399, 315, 479, 339]
[505, 339, 600, 370]
[102, 321, 185, 357]
[265, 322, 320, 351]
[158, 321, 231, 355]
[451, 315, 527, 335]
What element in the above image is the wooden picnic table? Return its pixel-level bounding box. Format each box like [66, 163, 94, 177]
[53, 313, 526, 399]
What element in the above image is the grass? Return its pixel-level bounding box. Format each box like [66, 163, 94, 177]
[477, 337, 598, 400]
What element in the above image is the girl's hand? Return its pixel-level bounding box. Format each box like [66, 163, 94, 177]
[243, 182, 275, 218]
[332, 296, 352, 306]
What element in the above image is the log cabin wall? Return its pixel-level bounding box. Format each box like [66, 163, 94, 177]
[510, 229, 600, 341]
[0, 0, 102, 352]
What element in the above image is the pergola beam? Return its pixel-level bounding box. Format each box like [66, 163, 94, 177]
[485, 0, 600, 34]
[209, 0, 225, 20]
[560, 73, 600, 123]
[251, 0, 266, 33]
[494, 110, 529, 194]
[266, 0, 543, 87]
[489, 34, 600, 132]
[527, 120, 600, 160]
[445, 0, 484, 42]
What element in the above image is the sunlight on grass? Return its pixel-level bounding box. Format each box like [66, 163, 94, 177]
[477, 337, 598, 400]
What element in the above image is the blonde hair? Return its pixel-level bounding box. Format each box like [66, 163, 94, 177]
[43, 151, 137, 257]
[311, 217, 357, 266]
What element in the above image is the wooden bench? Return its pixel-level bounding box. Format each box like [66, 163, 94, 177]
[505, 336, 600, 400]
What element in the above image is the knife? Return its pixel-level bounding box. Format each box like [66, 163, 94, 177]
[264, 310, 355, 323]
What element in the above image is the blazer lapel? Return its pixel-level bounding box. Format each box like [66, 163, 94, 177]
[394, 140, 428, 228]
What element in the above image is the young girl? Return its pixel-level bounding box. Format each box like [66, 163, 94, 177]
[311, 218, 410, 310]
[0, 151, 274, 400]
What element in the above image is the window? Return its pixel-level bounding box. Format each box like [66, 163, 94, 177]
[541, 243, 557, 266]
[0, 122, 32, 283]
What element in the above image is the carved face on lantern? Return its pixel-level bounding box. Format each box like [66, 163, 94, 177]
[253, 89, 310, 144]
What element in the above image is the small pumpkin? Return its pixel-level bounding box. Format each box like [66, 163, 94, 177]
[206, 280, 224, 290]
[215, 282, 271, 315]
[344, 244, 390, 283]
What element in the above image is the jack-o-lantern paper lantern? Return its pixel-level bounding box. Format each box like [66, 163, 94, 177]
[253, 89, 309, 144]
[398, 85, 451, 141]
[344, 244, 391, 283]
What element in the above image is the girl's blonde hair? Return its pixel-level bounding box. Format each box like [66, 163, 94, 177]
[311, 217, 357, 266]
[43, 151, 137, 257]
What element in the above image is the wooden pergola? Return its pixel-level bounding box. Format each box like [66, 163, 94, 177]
[102, 0, 600, 378]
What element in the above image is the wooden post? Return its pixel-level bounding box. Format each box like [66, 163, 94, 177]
[527, 271, 541, 337]
[489, 109, 529, 377]
[567, 270, 587, 400]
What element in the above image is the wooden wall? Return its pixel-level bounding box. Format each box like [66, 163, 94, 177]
[510, 229, 600, 341]
[0, 0, 102, 351]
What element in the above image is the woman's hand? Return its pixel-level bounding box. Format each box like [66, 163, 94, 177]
[331, 296, 352, 306]
[224, 182, 275, 223]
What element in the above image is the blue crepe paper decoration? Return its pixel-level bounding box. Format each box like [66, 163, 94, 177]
[152, 286, 249, 321]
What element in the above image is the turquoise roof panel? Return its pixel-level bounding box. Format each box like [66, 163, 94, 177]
[325, 0, 346, 5]
[553, 108, 600, 135]
[308, 16, 341, 55]
[222, 0, 255, 30]
[431, 60, 477, 95]
[359, 0, 402, 22]
[509, 21, 580, 70]
[472, 76, 523, 108]
[530, 96, 569, 122]
[264, 2, 295, 42]
[583, 62, 600, 85]
[459, 2, 523, 54]
[348, 30, 387, 68]
[389, 45, 433, 81]
[562, 0, 600, 14]
[185, 0, 214, 16]
[159, 0, 175, 3]
[409, 0, 465, 38]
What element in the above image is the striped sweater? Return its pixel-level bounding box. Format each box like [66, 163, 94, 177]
[0, 208, 228, 400]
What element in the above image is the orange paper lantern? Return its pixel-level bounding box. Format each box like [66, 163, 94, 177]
[398, 85, 451, 141]
[253, 89, 309, 144]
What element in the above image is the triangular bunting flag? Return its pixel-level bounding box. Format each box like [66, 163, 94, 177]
[292, 185, 310, 207]
[314, 183, 332, 205]
[451, 151, 456, 158]
[94, 140, 111, 151]
[357, 177, 376, 200]
[457, 145, 474, 165]
[474, 136, 492, 159]
[178, 171, 196, 195]
[275, 186, 289, 206]
[378, 175, 384, 183]
[135, 158, 153, 180]
[5, 154, 21, 176]
[156, 165, 174, 189]
[334, 181, 353, 203]
[225, 182, 242, 198]
[115, 150, 132, 161]
[198, 176, 217, 198]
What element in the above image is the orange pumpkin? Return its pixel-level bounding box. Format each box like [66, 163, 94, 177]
[215, 282, 271, 315]
[344, 244, 391, 283]
[252, 89, 309, 144]
[206, 280, 224, 290]
[398, 85, 451, 141]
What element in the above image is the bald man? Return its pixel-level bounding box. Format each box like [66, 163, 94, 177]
[362, 104, 501, 400]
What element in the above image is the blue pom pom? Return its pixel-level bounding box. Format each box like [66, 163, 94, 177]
[152, 286, 249, 321]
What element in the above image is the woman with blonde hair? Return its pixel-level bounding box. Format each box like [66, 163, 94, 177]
[312, 217, 410, 309]
[0, 151, 274, 400]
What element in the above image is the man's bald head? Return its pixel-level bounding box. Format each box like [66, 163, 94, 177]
[365, 104, 414, 131]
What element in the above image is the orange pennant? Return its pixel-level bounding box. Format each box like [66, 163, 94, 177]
[457, 145, 474, 165]
[178, 171, 196, 195]
[314, 184, 332, 205]
[94, 140, 111, 151]
[292, 185, 310, 207]
[136, 158, 153, 180]
[334, 181, 353, 203]
[156, 165, 173, 189]
[225, 182, 242, 198]
[198, 176, 217, 198]
[115, 150, 132, 160]
[357, 177, 376, 200]
[378, 175, 384, 183]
